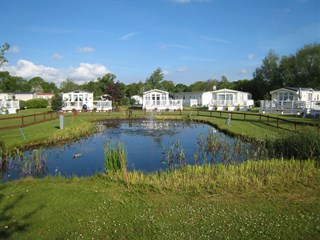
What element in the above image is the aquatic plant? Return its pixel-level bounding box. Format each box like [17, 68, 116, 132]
[104, 141, 127, 173]
[162, 139, 186, 169]
[265, 127, 320, 162]
[125, 159, 319, 193]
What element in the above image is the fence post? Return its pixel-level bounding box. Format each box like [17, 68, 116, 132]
[43, 112, 46, 121]
[210, 111, 212, 117]
[21, 115, 24, 126]
[197, 110, 199, 116]
[244, 113, 246, 121]
[277, 117, 279, 128]
[34, 113, 36, 123]
[259, 114, 261, 122]
[50, 112, 53, 120]
[219, 112, 222, 118]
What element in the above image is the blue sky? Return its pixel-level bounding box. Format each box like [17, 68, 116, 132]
[0, 0, 319, 86]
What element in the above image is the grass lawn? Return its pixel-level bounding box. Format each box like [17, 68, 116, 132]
[1, 109, 320, 239]
[1, 160, 320, 240]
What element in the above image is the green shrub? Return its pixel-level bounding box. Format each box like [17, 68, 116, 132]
[19, 100, 27, 109]
[254, 100, 260, 107]
[25, 98, 48, 109]
[51, 93, 63, 111]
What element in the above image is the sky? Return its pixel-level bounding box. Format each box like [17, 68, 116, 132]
[0, 0, 319, 86]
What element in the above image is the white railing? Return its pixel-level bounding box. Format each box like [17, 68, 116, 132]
[0, 100, 20, 114]
[92, 101, 112, 110]
[144, 100, 183, 110]
[62, 100, 112, 111]
[260, 100, 320, 114]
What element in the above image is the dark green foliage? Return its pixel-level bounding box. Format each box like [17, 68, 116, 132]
[265, 127, 320, 162]
[25, 99, 48, 109]
[51, 93, 63, 111]
[19, 100, 27, 109]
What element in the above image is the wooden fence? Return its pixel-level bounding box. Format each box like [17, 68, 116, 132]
[0, 109, 319, 132]
[0, 111, 60, 131]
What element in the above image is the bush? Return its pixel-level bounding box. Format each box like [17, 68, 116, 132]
[19, 100, 27, 109]
[51, 93, 63, 111]
[25, 99, 48, 109]
[254, 100, 260, 108]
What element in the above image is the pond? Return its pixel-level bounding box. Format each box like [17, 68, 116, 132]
[0, 120, 258, 182]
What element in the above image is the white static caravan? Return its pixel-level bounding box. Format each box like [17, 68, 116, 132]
[173, 92, 202, 107]
[131, 95, 143, 104]
[142, 89, 182, 111]
[173, 91, 215, 107]
[0, 93, 20, 114]
[260, 87, 320, 115]
[62, 90, 112, 111]
[208, 88, 254, 111]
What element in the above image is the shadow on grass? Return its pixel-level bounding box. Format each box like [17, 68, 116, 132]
[0, 185, 44, 239]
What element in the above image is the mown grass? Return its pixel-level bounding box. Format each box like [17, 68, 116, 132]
[1, 109, 320, 239]
[0, 159, 319, 240]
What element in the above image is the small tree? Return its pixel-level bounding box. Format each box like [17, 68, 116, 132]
[51, 93, 63, 111]
[105, 81, 122, 108]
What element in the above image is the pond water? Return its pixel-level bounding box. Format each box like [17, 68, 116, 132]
[1, 120, 257, 182]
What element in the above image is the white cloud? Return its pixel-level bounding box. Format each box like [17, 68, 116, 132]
[9, 45, 20, 53]
[176, 66, 188, 72]
[3, 59, 110, 84]
[51, 53, 64, 60]
[247, 54, 255, 60]
[3, 59, 62, 82]
[69, 63, 110, 81]
[78, 47, 94, 53]
[119, 32, 139, 40]
[162, 70, 170, 76]
[240, 69, 247, 74]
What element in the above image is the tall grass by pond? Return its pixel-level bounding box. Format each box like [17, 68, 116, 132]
[1, 148, 47, 181]
[265, 127, 320, 163]
[48, 121, 98, 143]
[107, 159, 319, 193]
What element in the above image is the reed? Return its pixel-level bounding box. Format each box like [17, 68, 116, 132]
[123, 159, 319, 193]
[265, 127, 320, 162]
[104, 141, 127, 174]
[162, 139, 186, 169]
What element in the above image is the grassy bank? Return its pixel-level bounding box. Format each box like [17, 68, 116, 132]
[1, 108, 319, 150]
[1, 160, 319, 240]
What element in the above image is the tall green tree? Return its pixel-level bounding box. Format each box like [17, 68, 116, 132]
[0, 71, 27, 92]
[0, 43, 10, 67]
[174, 83, 189, 93]
[145, 67, 164, 90]
[60, 78, 79, 92]
[280, 43, 320, 88]
[126, 82, 144, 97]
[254, 49, 282, 90]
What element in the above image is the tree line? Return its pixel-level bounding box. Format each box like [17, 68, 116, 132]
[0, 43, 319, 106]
